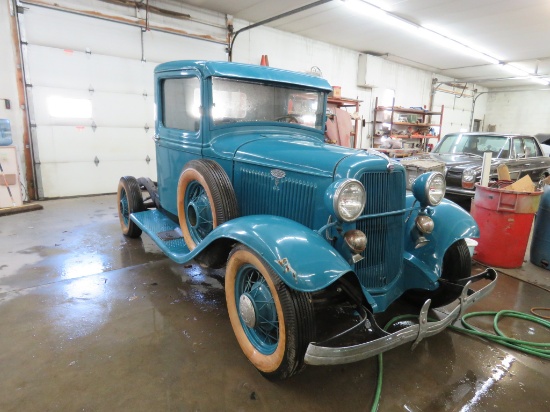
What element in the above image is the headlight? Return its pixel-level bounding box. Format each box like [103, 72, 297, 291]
[462, 169, 477, 189]
[325, 179, 366, 222]
[412, 172, 446, 207]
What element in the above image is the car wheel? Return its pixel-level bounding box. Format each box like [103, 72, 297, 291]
[177, 159, 238, 250]
[117, 176, 145, 238]
[225, 245, 316, 380]
[405, 239, 471, 308]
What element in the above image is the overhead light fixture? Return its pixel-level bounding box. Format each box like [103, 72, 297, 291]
[342, 1, 501, 65]
[531, 77, 550, 85]
[420, 24, 501, 65]
[342, 0, 418, 33]
[500, 64, 530, 77]
[342, 1, 548, 85]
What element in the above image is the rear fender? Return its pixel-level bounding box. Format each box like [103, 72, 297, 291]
[195, 215, 353, 292]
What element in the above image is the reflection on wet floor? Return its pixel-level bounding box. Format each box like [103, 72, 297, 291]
[0, 195, 548, 411]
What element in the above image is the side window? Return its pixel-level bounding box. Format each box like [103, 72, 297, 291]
[162, 77, 200, 131]
[523, 137, 540, 157]
[513, 138, 525, 158]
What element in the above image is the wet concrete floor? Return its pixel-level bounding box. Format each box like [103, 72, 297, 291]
[0, 195, 548, 411]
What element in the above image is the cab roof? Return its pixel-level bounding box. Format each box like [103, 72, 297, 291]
[155, 60, 333, 92]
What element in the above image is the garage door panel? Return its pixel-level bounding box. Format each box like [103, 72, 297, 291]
[34, 126, 154, 163]
[91, 58, 156, 96]
[27, 45, 90, 90]
[28, 45, 156, 96]
[92, 93, 154, 128]
[38, 160, 157, 198]
[31, 86, 94, 126]
[23, 6, 141, 60]
[143, 30, 226, 63]
[31, 87, 154, 128]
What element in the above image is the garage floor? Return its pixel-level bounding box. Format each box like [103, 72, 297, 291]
[1, 195, 548, 411]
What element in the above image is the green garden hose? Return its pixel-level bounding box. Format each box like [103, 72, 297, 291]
[370, 310, 550, 412]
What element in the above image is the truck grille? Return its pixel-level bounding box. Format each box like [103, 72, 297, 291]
[239, 168, 317, 227]
[355, 170, 406, 289]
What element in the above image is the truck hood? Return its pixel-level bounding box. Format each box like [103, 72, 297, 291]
[232, 135, 358, 177]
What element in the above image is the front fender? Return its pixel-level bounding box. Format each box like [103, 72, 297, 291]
[196, 215, 353, 292]
[403, 194, 479, 288]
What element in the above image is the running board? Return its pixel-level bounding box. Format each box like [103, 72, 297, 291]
[130, 210, 190, 263]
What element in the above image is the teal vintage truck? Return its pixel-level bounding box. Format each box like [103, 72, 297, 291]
[117, 60, 496, 379]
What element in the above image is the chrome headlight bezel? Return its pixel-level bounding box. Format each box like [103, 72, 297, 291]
[462, 169, 477, 189]
[325, 178, 366, 222]
[412, 172, 446, 207]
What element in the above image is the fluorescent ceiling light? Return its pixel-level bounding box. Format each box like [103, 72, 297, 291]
[342, 0, 418, 34]
[500, 64, 530, 76]
[420, 24, 501, 64]
[342, 1, 500, 65]
[342, 0, 549, 84]
[531, 77, 550, 85]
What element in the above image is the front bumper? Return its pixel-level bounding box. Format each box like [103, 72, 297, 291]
[304, 268, 497, 366]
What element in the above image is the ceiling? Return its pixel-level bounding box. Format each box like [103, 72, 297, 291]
[181, 0, 550, 89]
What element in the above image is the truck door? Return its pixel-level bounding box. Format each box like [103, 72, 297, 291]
[156, 72, 203, 216]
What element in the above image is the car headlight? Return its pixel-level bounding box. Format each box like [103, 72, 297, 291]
[325, 179, 366, 222]
[412, 172, 446, 207]
[462, 169, 477, 189]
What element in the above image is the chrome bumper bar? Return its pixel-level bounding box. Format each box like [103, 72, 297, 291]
[304, 268, 498, 366]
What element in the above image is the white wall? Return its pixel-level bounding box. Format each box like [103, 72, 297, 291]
[483, 88, 550, 135]
[0, 0, 29, 199]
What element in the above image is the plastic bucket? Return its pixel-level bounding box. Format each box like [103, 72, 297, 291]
[470, 183, 542, 268]
[530, 185, 550, 270]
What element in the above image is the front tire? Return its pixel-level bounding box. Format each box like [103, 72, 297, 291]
[405, 239, 472, 308]
[225, 245, 315, 380]
[117, 176, 145, 238]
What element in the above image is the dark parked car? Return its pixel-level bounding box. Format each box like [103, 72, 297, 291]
[117, 61, 496, 379]
[417, 132, 550, 198]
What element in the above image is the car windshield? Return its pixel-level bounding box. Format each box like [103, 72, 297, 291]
[434, 134, 512, 159]
[211, 77, 325, 130]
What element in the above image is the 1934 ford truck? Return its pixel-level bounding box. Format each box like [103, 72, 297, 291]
[116, 60, 497, 380]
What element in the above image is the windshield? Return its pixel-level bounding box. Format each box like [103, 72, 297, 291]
[211, 77, 325, 130]
[434, 134, 512, 159]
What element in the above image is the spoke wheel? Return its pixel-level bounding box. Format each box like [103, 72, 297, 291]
[405, 239, 472, 308]
[177, 159, 238, 250]
[117, 176, 145, 238]
[225, 245, 315, 380]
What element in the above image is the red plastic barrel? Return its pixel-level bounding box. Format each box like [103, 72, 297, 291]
[470, 183, 542, 268]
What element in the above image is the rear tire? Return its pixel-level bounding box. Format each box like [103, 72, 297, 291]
[225, 245, 315, 380]
[405, 239, 471, 308]
[177, 159, 238, 250]
[117, 176, 145, 238]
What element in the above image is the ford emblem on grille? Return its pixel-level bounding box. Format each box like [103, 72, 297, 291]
[271, 169, 286, 179]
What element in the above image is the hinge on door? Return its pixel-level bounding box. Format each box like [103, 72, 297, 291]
[144, 124, 149, 132]
[145, 155, 151, 164]
[94, 156, 100, 166]
[16, 5, 27, 14]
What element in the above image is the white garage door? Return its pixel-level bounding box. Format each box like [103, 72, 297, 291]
[19, 2, 227, 198]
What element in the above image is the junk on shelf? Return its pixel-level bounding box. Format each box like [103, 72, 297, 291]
[373, 97, 443, 157]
